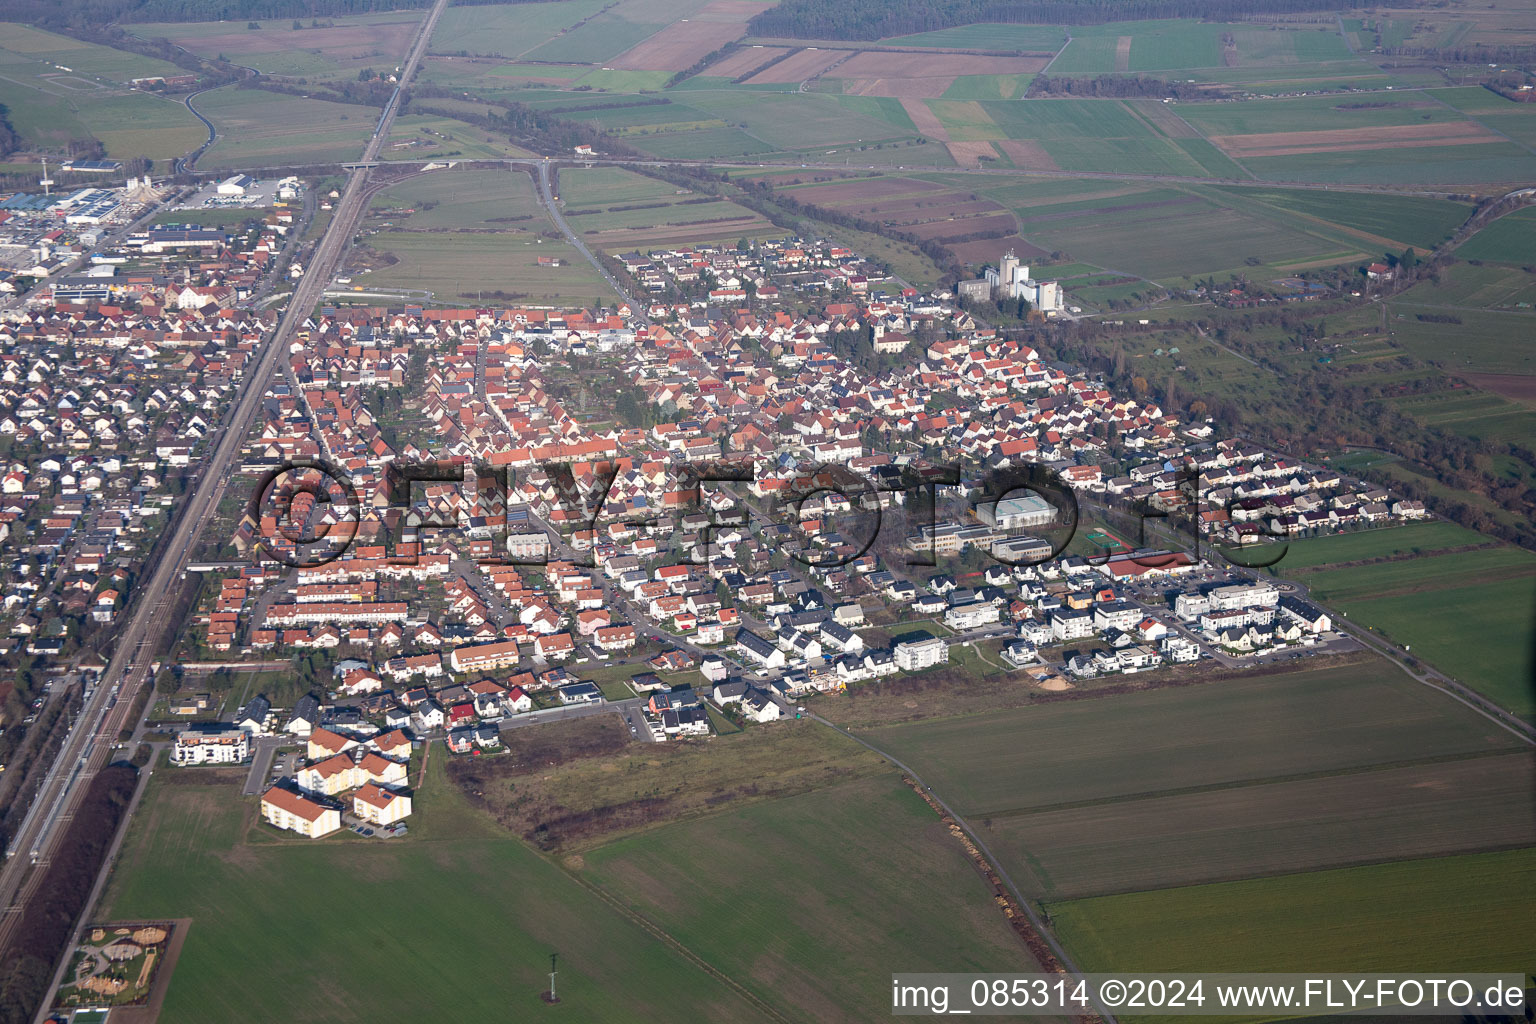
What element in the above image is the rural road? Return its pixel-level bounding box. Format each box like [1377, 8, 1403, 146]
[174, 88, 217, 174]
[533, 159, 646, 319]
[217, 153, 1479, 201]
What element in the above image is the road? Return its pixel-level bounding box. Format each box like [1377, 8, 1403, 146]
[174, 88, 217, 174]
[216, 153, 1477, 201]
[532, 159, 644, 318]
[0, 0, 454, 951]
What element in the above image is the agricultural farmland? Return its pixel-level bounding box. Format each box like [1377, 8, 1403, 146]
[1455, 207, 1536, 265]
[559, 165, 778, 250]
[1049, 848, 1536, 975]
[1291, 548, 1536, 722]
[1271, 521, 1496, 570]
[129, 12, 425, 81]
[428, 0, 610, 59]
[584, 773, 1053, 1024]
[192, 87, 381, 170]
[358, 168, 611, 304]
[101, 758, 781, 1024]
[862, 658, 1533, 894]
[987, 753, 1535, 898]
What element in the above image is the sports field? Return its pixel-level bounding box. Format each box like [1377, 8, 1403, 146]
[584, 773, 1051, 1023]
[1049, 847, 1536, 974]
[101, 757, 781, 1024]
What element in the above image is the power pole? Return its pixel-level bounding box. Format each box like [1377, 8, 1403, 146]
[545, 951, 560, 1004]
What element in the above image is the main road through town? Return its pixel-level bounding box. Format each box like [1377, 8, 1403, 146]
[0, 0, 453, 949]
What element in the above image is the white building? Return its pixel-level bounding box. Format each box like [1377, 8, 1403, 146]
[945, 600, 1000, 629]
[982, 250, 1064, 311]
[217, 174, 254, 196]
[170, 725, 249, 766]
[354, 783, 412, 826]
[261, 786, 341, 838]
[894, 636, 949, 671]
[977, 493, 1057, 531]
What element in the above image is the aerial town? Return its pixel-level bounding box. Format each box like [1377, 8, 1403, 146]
[0, 166, 1424, 844]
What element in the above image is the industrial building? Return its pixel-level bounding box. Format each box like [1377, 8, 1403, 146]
[976, 492, 1058, 531]
[983, 250, 1064, 312]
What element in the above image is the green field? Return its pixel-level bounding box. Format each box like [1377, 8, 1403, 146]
[1456, 207, 1536, 265]
[195, 87, 377, 169]
[1386, 306, 1536, 376]
[0, 76, 93, 150]
[1388, 388, 1536, 450]
[0, 21, 185, 83]
[1273, 521, 1495, 569]
[367, 231, 612, 304]
[371, 167, 546, 228]
[1330, 578, 1536, 723]
[556, 165, 776, 249]
[865, 660, 1519, 818]
[1180, 95, 1467, 136]
[987, 183, 1357, 281]
[987, 752, 1534, 898]
[1046, 21, 1228, 74]
[679, 89, 920, 153]
[101, 757, 782, 1024]
[382, 113, 535, 161]
[430, 0, 609, 58]
[360, 167, 617, 304]
[584, 774, 1047, 1023]
[1049, 848, 1536, 974]
[1240, 144, 1536, 186]
[1396, 260, 1536, 310]
[879, 23, 1067, 52]
[130, 11, 426, 81]
[75, 93, 208, 165]
[1298, 545, 1536, 603]
[861, 658, 1532, 895]
[520, 0, 712, 65]
[1214, 187, 1470, 251]
[1283, 537, 1536, 722]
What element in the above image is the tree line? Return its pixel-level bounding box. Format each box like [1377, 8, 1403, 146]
[0, 763, 139, 1024]
[0, 105, 18, 159]
[1028, 73, 1232, 100]
[747, 0, 1346, 41]
[409, 86, 645, 159]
